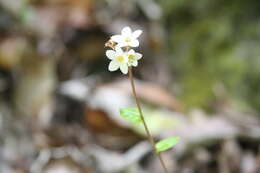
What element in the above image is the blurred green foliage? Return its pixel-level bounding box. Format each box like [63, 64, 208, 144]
[159, 0, 260, 112]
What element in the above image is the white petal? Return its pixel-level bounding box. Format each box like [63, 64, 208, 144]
[111, 35, 123, 43]
[132, 60, 138, 67]
[123, 55, 128, 63]
[121, 26, 132, 36]
[129, 39, 139, 47]
[115, 47, 124, 54]
[133, 30, 142, 38]
[116, 41, 128, 48]
[106, 50, 116, 60]
[135, 53, 142, 60]
[120, 63, 128, 74]
[108, 61, 120, 71]
[128, 49, 135, 54]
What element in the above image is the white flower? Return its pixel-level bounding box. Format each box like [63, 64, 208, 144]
[106, 47, 129, 74]
[127, 49, 142, 67]
[111, 26, 142, 48]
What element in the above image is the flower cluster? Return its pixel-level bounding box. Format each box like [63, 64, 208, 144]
[105, 26, 143, 74]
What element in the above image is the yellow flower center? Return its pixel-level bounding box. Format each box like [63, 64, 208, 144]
[116, 56, 125, 62]
[128, 54, 135, 61]
[125, 37, 131, 42]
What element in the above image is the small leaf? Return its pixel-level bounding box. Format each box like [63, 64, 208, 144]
[119, 108, 142, 123]
[156, 137, 180, 153]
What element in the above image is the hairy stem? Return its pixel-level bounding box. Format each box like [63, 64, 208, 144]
[128, 67, 169, 173]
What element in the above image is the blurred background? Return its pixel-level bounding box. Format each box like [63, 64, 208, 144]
[0, 0, 259, 172]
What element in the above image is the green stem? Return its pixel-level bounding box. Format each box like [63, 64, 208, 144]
[128, 67, 169, 173]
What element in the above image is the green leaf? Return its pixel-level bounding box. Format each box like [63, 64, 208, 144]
[156, 137, 180, 153]
[119, 108, 142, 123]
